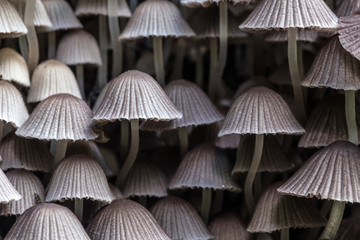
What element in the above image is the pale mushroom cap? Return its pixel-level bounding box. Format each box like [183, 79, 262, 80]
[119, 0, 195, 40]
[0, 0, 27, 38]
[93, 70, 183, 122]
[168, 144, 241, 192]
[278, 141, 360, 203]
[16, 94, 98, 141]
[75, 0, 131, 17]
[218, 86, 305, 136]
[0, 48, 30, 87]
[151, 197, 214, 240]
[338, 15, 360, 61]
[0, 168, 21, 204]
[239, 0, 338, 32]
[27, 60, 82, 103]
[46, 154, 115, 203]
[181, 0, 257, 8]
[86, 199, 171, 240]
[208, 213, 250, 240]
[0, 169, 44, 216]
[5, 203, 90, 240]
[266, 29, 318, 43]
[335, 0, 360, 17]
[56, 30, 102, 66]
[0, 80, 29, 128]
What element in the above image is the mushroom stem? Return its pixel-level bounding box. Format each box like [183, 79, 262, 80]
[120, 120, 129, 161]
[48, 31, 56, 59]
[298, 42, 304, 81]
[281, 228, 289, 240]
[19, 36, 28, 60]
[98, 15, 108, 90]
[0, 121, 3, 144]
[24, 0, 38, 73]
[76, 64, 85, 99]
[116, 119, 139, 187]
[208, 38, 218, 98]
[108, 0, 123, 77]
[54, 140, 68, 166]
[345, 90, 358, 145]
[195, 47, 204, 87]
[287, 28, 306, 123]
[74, 198, 83, 222]
[153, 36, 165, 87]
[320, 201, 346, 240]
[171, 39, 186, 80]
[201, 188, 212, 224]
[244, 134, 264, 214]
[139, 196, 147, 208]
[178, 127, 188, 160]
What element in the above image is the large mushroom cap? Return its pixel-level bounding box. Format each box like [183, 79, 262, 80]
[16, 94, 98, 141]
[75, 0, 131, 17]
[181, 0, 257, 8]
[5, 203, 90, 240]
[209, 213, 250, 240]
[86, 199, 171, 240]
[0, 0, 27, 38]
[0, 168, 21, 204]
[0, 48, 30, 87]
[338, 15, 360, 62]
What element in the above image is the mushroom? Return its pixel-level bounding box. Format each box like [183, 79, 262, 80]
[335, 0, 360, 17]
[0, 48, 30, 87]
[0, 168, 21, 204]
[0, 0, 27, 38]
[338, 14, 360, 61]
[209, 213, 250, 240]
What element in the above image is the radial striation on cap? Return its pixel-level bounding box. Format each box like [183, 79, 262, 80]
[335, 0, 360, 17]
[0, 48, 30, 87]
[86, 199, 171, 240]
[0, 0, 28, 38]
[0, 168, 22, 204]
[75, 0, 131, 17]
[151, 197, 214, 240]
[181, 0, 257, 8]
[5, 203, 90, 240]
[278, 141, 360, 203]
[338, 15, 360, 62]
[209, 213, 250, 240]
[265, 29, 318, 43]
[218, 86, 305, 136]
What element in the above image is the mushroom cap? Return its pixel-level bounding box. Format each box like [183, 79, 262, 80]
[0, 132, 52, 173]
[335, 0, 360, 17]
[278, 141, 360, 203]
[75, 0, 131, 17]
[93, 70, 182, 122]
[208, 213, 250, 240]
[0, 169, 44, 216]
[5, 203, 90, 240]
[0, 48, 30, 87]
[0, 0, 27, 38]
[151, 197, 214, 240]
[86, 199, 171, 240]
[0, 168, 21, 204]
[239, 0, 338, 32]
[16, 94, 98, 141]
[338, 15, 360, 61]
[265, 29, 318, 43]
[302, 35, 360, 90]
[119, 0, 195, 40]
[46, 154, 115, 203]
[0, 80, 29, 128]
[248, 182, 326, 233]
[141, 79, 223, 130]
[27, 60, 82, 103]
[181, 0, 257, 8]
[218, 86, 305, 136]
[56, 30, 102, 66]
[168, 144, 241, 192]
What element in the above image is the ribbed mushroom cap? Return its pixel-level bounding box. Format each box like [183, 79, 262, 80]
[75, 0, 131, 17]
[208, 213, 250, 240]
[233, 135, 295, 173]
[56, 30, 102, 66]
[93, 70, 182, 122]
[239, 0, 338, 32]
[248, 182, 326, 233]
[0, 168, 21, 204]
[336, 217, 360, 240]
[0, 80, 29, 128]
[5, 203, 90, 240]
[141, 80, 223, 130]
[0, 132, 52, 172]
[338, 15, 360, 61]
[119, 0, 195, 40]
[181, 0, 257, 8]
[168, 144, 241, 192]
[46, 154, 115, 203]
[86, 199, 171, 240]
[302, 36, 360, 90]
[151, 197, 214, 240]
[16, 94, 98, 141]
[122, 160, 168, 198]
[218, 87, 305, 137]
[0, 169, 44, 216]
[27, 60, 82, 103]
[266, 30, 318, 43]
[0, 48, 30, 87]
[0, 0, 27, 38]
[335, 0, 360, 17]
[278, 141, 360, 203]
[42, 0, 83, 31]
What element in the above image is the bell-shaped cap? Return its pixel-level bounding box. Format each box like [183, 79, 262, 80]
[0, 80, 29, 128]
[5, 203, 90, 240]
[181, 0, 257, 8]
[0, 169, 44, 216]
[0, 132, 52, 172]
[16, 94, 98, 141]
[86, 199, 171, 240]
[57, 30, 102, 66]
[93, 70, 182, 122]
[0, 0, 27, 38]
[266, 30, 318, 43]
[302, 36, 360, 90]
[0, 48, 30, 87]
[239, 0, 338, 32]
[209, 213, 250, 240]
[75, 0, 131, 17]
[278, 141, 360, 203]
[218, 87, 305, 136]
[141, 79, 223, 130]
[0, 168, 21, 204]
[169, 144, 241, 192]
[338, 15, 360, 62]
[27, 60, 82, 103]
[248, 182, 326, 233]
[119, 0, 195, 40]
[151, 197, 213, 240]
[46, 154, 115, 203]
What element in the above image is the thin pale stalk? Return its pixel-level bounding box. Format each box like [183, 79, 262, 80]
[345, 90, 358, 145]
[19, 36, 28, 61]
[54, 140, 68, 167]
[48, 31, 56, 59]
[108, 0, 122, 77]
[201, 188, 212, 224]
[120, 120, 130, 161]
[98, 16, 108, 90]
[298, 42, 304, 82]
[195, 47, 204, 87]
[153, 36, 165, 87]
[24, 0, 38, 73]
[0, 121, 3, 144]
[281, 228, 289, 240]
[170, 39, 186, 80]
[320, 201, 346, 240]
[178, 127, 188, 160]
[76, 64, 85, 99]
[74, 198, 83, 222]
